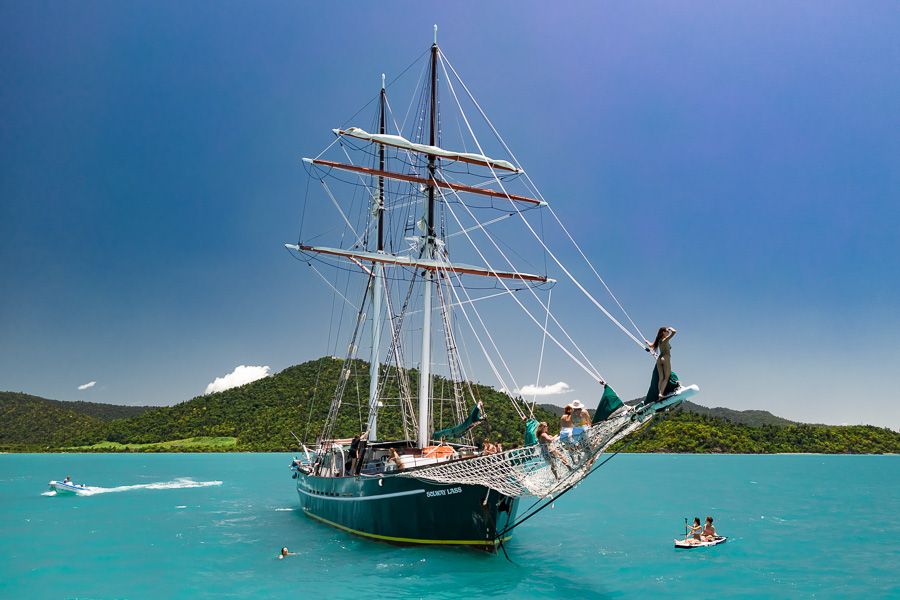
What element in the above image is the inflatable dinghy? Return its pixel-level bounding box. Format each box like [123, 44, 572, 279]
[674, 536, 727, 549]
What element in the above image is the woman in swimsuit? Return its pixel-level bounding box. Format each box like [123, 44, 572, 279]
[701, 516, 717, 541]
[569, 400, 591, 440]
[647, 326, 677, 401]
[559, 405, 574, 442]
[687, 517, 702, 545]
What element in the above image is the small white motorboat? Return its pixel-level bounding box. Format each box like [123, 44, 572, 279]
[49, 480, 91, 495]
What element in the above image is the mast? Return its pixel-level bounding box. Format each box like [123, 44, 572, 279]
[417, 27, 438, 449]
[367, 74, 386, 442]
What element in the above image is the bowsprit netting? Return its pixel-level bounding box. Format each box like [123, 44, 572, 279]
[396, 411, 645, 498]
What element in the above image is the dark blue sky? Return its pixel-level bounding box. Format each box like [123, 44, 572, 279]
[1, 2, 897, 427]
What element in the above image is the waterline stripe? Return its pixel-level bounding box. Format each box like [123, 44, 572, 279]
[296, 486, 425, 502]
[302, 509, 510, 546]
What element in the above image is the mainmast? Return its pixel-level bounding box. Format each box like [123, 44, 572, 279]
[417, 27, 439, 449]
[367, 74, 387, 442]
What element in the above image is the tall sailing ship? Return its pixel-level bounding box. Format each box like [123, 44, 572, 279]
[285, 27, 698, 551]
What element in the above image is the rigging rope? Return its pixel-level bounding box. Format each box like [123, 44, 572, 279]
[435, 259, 523, 417]
[438, 52, 649, 352]
[439, 185, 606, 385]
[439, 176, 598, 378]
[531, 288, 552, 415]
[306, 260, 359, 310]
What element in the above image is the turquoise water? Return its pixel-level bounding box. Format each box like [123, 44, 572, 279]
[1, 454, 898, 599]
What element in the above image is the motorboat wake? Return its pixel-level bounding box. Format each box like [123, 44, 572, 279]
[45, 477, 222, 497]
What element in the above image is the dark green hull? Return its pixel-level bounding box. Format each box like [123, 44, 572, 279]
[296, 472, 519, 551]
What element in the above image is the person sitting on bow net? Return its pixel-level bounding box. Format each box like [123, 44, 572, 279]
[569, 400, 591, 441]
[535, 421, 571, 479]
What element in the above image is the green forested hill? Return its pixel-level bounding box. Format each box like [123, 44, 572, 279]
[0, 392, 113, 447]
[539, 400, 797, 428]
[2, 360, 898, 453]
[678, 401, 797, 427]
[610, 410, 900, 454]
[0, 358, 557, 451]
[0, 392, 152, 421]
[101, 357, 558, 450]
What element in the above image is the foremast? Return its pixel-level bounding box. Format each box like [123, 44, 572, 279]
[366, 74, 387, 442]
[417, 28, 439, 449]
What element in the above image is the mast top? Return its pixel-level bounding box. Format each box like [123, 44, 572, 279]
[381, 73, 385, 90]
[433, 24, 438, 45]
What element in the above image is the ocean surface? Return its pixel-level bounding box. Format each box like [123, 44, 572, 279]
[1, 453, 897, 599]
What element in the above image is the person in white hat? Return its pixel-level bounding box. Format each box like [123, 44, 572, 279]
[570, 400, 591, 439]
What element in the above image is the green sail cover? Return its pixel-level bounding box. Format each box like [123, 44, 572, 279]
[593, 384, 624, 424]
[524, 418, 538, 446]
[433, 402, 484, 440]
[644, 368, 680, 405]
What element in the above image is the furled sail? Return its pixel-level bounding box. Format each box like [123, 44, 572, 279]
[288, 244, 552, 283]
[303, 158, 543, 206]
[335, 127, 520, 172]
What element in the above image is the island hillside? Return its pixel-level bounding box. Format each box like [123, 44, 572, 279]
[2, 358, 897, 453]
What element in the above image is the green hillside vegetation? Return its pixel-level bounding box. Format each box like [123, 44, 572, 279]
[70, 437, 238, 452]
[1, 358, 557, 452]
[540, 400, 798, 428]
[0, 391, 151, 421]
[610, 410, 900, 454]
[3, 360, 898, 454]
[97, 358, 557, 451]
[1, 392, 117, 448]
[679, 400, 797, 427]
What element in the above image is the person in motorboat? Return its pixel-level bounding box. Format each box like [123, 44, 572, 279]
[686, 517, 703, 545]
[645, 326, 677, 404]
[570, 400, 591, 440]
[558, 404, 574, 442]
[701, 516, 717, 541]
[63, 475, 71, 484]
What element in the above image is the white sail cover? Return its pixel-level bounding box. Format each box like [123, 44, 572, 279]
[288, 244, 550, 283]
[335, 127, 520, 173]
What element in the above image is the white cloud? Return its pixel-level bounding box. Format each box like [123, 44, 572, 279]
[516, 381, 572, 396]
[77, 381, 97, 390]
[205, 365, 271, 394]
